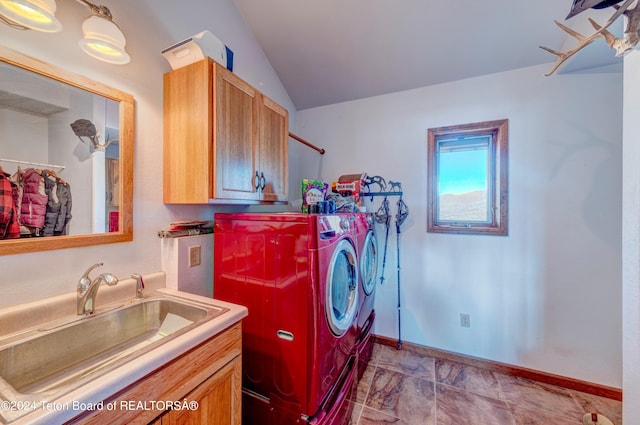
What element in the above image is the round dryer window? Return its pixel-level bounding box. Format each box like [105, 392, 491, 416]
[326, 239, 358, 336]
[360, 231, 378, 296]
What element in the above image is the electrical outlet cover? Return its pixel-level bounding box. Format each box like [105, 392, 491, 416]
[189, 245, 201, 267]
[460, 313, 471, 328]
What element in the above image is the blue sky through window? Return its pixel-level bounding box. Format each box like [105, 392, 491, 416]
[438, 148, 488, 195]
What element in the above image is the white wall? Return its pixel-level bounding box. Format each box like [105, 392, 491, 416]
[0, 0, 296, 306]
[0, 109, 48, 164]
[622, 49, 640, 423]
[298, 64, 623, 387]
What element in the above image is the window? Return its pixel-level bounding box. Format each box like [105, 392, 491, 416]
[427, 119, 508, 236]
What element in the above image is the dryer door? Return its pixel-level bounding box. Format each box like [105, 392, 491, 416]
[360, 230, 378, 296]
[326, 239, 358, 336]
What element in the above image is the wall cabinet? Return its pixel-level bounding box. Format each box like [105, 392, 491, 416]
[67, 322, 242, 425]
[163, 58, 288, 204]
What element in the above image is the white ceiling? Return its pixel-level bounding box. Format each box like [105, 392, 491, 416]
[233, 0, 624, 110]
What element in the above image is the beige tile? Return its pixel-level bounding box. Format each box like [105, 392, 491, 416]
[357, 343, 622, 425]
[436, 384, 515, 425]
[570, 390, 622, 425]
[359, 406, 411, 424]
[370, 342, 383, 366]
[495, 374, 584, 422]
[349, 402, 363, 425]
[510, 406, 580, 425]
[375, 344, 435, 381]
[355, 362, 376, 404]
[435, 359, 503, 399]
[365, 368, 435, 424]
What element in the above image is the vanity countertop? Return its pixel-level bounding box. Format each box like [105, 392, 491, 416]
[0, 272, 247, 425]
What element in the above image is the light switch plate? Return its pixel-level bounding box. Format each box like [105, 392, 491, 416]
[189, 245, 201, 267]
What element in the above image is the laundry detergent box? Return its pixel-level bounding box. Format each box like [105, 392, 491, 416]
[301, 179, 328, 213]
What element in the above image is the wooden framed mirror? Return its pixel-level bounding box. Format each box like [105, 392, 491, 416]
[0, 45, 133, 255]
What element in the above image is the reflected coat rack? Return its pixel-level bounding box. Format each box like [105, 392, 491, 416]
[0, 158, 66, 172]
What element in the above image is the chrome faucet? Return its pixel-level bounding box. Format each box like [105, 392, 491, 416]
[131, 273, 145, 298]
[77, 263, 119, 315]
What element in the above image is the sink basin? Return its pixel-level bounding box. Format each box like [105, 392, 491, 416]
[0, 294, 228, 423]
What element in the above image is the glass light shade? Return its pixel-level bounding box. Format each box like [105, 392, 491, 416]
[0, 0, 61, 32]
[78, 15, 130, 65]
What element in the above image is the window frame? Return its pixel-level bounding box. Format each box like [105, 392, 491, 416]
[427, 119, 509, 236]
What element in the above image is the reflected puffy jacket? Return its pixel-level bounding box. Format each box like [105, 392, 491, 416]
[20, 168, 47, 229]
[0, 172, 19, 239]
[43, 176, 72, 236]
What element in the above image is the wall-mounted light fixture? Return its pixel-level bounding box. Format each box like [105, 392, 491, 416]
[0, 0, 130, 64]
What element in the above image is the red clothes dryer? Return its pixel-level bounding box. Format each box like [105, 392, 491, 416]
[352, 212, 378, 379]
[214, 212, 359, 424]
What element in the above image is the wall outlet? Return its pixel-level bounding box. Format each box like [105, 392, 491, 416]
[460, 313, 471, 328]
[189, 245, 201, 267]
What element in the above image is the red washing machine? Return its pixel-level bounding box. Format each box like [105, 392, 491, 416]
[214, 212, 359, 425]
[352, 212, 378, 379]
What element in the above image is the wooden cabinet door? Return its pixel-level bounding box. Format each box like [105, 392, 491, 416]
[214, 65, 259, 201]
[258, 95, 288, 202]
[163, 59, 213, 203]
[162, 357, 242, 425]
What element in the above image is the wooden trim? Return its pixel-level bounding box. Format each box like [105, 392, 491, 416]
[374, 334, 622, 401]
[289, 132, 325, 155]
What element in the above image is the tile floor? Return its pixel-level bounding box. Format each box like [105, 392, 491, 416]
[350, 343, 622, 425]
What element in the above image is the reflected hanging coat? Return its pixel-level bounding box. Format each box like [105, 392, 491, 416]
[0, 171, 19, 239]
[20, 168, 47, 230]
[43, 175, 72, 236]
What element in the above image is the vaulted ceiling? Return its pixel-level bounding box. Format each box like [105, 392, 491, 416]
[233, 0, 624, 110]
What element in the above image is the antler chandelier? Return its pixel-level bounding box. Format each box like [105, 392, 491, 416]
[540, 0, 640, 75]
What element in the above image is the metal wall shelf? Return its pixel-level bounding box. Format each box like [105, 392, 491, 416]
[363, 191, 403, 198]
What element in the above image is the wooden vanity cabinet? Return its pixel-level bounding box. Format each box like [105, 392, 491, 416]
[157, 357, 241, 425]
[67, 322, 242, 425]
[163, 58, 288, 204]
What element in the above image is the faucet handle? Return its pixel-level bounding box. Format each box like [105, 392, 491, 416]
[78, 262, 104, 291]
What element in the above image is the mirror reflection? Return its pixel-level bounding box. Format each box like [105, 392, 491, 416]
[0, 45, 133, 255]
[0, 60, 120, 239]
